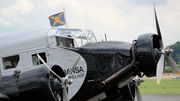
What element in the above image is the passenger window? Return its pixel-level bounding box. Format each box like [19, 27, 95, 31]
[3, 55, 20, 69]
[32, 52, 47, 66]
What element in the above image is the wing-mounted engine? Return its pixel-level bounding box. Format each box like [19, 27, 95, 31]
[136, 5, 180, 84]
[136, 33, 160, 77]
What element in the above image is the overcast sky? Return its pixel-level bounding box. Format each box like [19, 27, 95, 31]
[0, 0, 179, 47]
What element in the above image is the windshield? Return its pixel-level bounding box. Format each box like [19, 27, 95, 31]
[72, 30, 97, 47]
[56, 29, 97, 48]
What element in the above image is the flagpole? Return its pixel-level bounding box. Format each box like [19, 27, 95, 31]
[63, 8, 68, 28]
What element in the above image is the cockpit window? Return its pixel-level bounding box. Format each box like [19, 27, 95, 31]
[56, 29, 80, 35]
[56, 37, 74, 48]
[3, 55, 19, 69]
[86, 33, 97, 42]
[55, 29, 97, 48]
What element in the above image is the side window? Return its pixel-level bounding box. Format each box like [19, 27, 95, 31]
[56, 37, 74, 48]
[32, 52, 47, 66]
[3, 55, 20, 69]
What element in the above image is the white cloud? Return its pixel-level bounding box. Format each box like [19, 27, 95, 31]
[1, 0, 35, 16]
[0, 0, 35, 25]
[0, 0, 179, 46]
[0, 18, 13, 27]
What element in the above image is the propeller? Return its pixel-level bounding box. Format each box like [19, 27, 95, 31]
[165, 47, 180, 73]
[37, 54, 81, 101]
[154, 5, 180, 84]
[132, 76, 144, 101]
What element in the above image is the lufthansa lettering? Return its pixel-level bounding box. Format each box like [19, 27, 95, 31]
[64, 66, 84, 75]
[63, 66, 85, 79]
[68, 73, 84, 79]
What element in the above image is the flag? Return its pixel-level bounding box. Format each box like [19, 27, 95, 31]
[48, 12, 66, 27]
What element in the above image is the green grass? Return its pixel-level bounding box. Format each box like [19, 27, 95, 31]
[139, 79, 180, 94]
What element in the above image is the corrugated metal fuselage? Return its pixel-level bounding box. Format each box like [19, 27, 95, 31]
[0, 28, 134, 101]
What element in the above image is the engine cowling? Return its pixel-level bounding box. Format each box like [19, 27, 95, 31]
[136, 33, 160, 77]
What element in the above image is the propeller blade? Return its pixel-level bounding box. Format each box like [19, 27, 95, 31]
[38, 54, 70, 100]
[156, 54, 165, 84]
[61, 55, 81, 101]
[135, 86, 142, 101]
[62, 87, 69, 101]
[154, 4, 164, 48]
[37, 54, 62, 82]
[66, 55, 81, 77]
[165, 56, 180, 74]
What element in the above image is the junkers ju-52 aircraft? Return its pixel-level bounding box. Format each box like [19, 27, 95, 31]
[0, 6, 179, 101]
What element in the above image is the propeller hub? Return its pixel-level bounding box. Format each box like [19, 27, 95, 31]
[65, 78, 73, 85]
[132, 76, 144, 86]
[165, 47, 173, 56]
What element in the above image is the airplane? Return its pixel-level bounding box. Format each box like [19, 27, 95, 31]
[0, 5, 180, 101]
[170, 74, 180, 80]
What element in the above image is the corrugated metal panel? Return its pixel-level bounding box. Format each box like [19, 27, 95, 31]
[0, 28, 51, 56]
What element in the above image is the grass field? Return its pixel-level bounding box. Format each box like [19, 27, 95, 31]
[139, 73, 180, 94]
